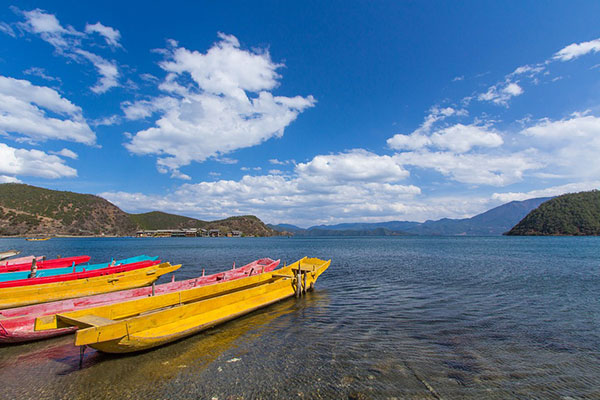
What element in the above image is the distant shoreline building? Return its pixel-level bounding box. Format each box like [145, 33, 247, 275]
[135, 228, 242, 238]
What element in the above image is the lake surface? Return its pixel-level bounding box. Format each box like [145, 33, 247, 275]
[0, 236, 599, 399]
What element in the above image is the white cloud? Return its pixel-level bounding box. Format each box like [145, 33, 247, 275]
[520, 113, 600, 178]
[74, 49, 119, 93]
[554, 38, 600, 61]
[124, 33, 315, 178]
[23, 67, 61, 82]
[510, 64, 545, 76]
[0, 76, 95, 144]
[388, 123, 502, 153]
[85, 22, 121, 48]
[0, 22, 16, 37]
[452, 75, 464, 82]
[395, 150, 541, 186]
[0, 143, 76, 179]
[478, 81, 524, 105]
[16, 8, 119, 93]
[51, 148, 78, 159]
[100, 150, 423, 226]
[492, 181, 600, 203]
[296, 150, 409, 184]
[0, 175, 22, 183]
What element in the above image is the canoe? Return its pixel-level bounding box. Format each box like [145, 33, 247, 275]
[1, 255, 41, 266]
[0, 255, 158, 283]
[0, 255, 91, 272]
[0, 258, 279, 343]
[0, 250, 20, 261]
[25, 238, 51, 241]
[0, 261, 180, 309]
[0, 259, 161, 289]
[36, 257, 330, 353]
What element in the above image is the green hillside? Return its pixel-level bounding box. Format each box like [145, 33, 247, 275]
[505, 190, 600, 236]
[0, 183, 137, 236]
[130, 211, 202, 230]
[0, 184, 280, 237]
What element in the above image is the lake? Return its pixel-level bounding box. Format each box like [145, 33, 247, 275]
[0, 236, 599, 399]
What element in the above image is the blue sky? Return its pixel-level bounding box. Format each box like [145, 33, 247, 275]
[1, 1, 600, 227]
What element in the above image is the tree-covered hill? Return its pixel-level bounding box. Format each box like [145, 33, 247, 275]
[505, 190, 600, 236]
[0, 184, 280, 237]
[0, 183, 137, 236]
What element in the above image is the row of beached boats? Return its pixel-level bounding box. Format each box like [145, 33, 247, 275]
[0, 251, 330, 355]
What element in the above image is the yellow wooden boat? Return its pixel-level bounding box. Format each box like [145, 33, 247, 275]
[1, 262, 180, 309]
[25, 237, 51, 241]
[35, 257, 330, 353]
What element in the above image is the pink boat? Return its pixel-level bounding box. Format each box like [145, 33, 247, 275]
[2, 256, 42, 266]
[0, 258, 279, 343]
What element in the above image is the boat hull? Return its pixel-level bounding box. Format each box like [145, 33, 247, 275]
[0, 255, 91, 272]
[0, 262, 180, 309]
[39, 257, 330, 353]
[0, 259, 278, 343]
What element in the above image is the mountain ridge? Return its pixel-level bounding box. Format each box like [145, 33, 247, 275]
[0, 184, 281, 237]
[270, 196, 553, 236]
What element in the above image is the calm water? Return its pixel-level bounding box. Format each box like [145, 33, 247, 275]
[0, 236, 599, 399]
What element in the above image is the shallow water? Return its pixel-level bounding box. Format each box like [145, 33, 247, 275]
[0, 236, 599, 399]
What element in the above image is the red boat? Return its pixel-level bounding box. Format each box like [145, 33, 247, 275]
[0, 259, 160, 289]
[0, 255, 91, 273]
[0, 258, 279, 343]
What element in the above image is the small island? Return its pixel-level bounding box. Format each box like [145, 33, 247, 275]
[505, 190, 600, 236]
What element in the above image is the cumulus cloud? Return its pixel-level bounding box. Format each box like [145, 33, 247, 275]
[296, 150, 409, 184]
[554, 37, 600, 61]
[520, 113, 600, 178]
[101, 150, 423, 226]
[0, 143, 77, 179]
[395, 150, 541, 186]
[15, 8, 119, 93]
[0, 76, 95, 144]
[85, 22, 121, 48]
[124, 33, 315, 178]
[388, 123, 502, 153]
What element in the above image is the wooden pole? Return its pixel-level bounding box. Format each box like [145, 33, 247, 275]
[30, 258, 37, 278]
[303, 271, 307, 294]
[296, 268, 301, 298]
[79, 345, 86, 369]
[152, 282, 155, 296]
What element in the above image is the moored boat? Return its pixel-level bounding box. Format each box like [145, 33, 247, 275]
[0, 255, 91, 273]
[0, 250, 20, 261]
[0, 258, 279, 343]
[0, 255, 158, 283]
[1, 255, 41, 266]
[25, 238, 51, 241]
[0, 261, 180, 309]
[35, 257, 330, 353]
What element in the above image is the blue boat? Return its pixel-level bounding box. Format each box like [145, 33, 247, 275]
[0, 255, 158, 283]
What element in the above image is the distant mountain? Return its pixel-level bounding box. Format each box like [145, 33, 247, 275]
[506, 191, 600, 236]
[271, 197, 552, 236]
[267, 223, 305, 233]
[0, 184, 281, 237]
[308, 221, 421, 231]
[406, 197, 553, 236]
[293, 227, 411, 236]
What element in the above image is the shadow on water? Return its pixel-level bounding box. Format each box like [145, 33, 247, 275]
[0, 292, 330, 399]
